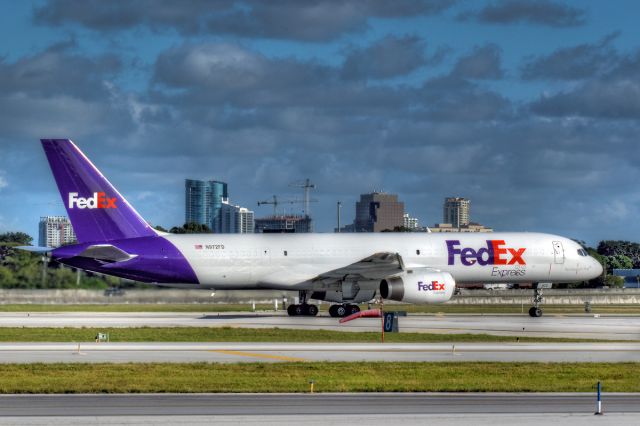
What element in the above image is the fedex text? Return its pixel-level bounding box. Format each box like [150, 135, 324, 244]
[447, 240, 526, 266]
[68, 192, 117, 209]
[417, 281, 446, 291]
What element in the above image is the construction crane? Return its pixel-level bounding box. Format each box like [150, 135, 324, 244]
[257, 195, 316, 216]
[289, 178, 316, 217]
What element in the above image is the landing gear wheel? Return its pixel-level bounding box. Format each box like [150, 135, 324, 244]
[346, 304, 360, 316]
[306, 304, 319, 316]
[528, 307, 543, 317]
[287, 304, 298, 316]
[294, 304, 307, 316]
[329, 304, 348, 317]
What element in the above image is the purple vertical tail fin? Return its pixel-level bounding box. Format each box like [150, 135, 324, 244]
[41, 139, 157, 243]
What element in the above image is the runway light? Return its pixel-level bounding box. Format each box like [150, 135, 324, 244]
[309, 380, 315, 393]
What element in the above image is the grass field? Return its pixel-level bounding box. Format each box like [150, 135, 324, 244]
[0, 362, 634, 393]
[0, 303, 639, 314]
[0, 327, 614, 343]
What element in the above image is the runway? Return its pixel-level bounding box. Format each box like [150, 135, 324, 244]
[0, 393, 638, 425]
[1, 311, 639, 340]
[0, 342, 639, 363]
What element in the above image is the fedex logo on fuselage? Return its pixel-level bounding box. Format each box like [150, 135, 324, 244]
[68, 192, 117, 209]
[418, 281, 446, 291]
[446, 240, 526, 266]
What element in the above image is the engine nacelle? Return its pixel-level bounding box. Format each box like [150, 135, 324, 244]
[380, 270, 455, 304]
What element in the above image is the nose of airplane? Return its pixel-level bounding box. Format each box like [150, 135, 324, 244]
[592, 257, 604, 277]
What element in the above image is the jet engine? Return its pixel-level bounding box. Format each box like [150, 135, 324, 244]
[380, 270, 455, 304]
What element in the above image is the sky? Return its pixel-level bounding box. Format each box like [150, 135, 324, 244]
[0, 0, 638, 246]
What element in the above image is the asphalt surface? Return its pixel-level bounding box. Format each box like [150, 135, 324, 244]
[0, 393, 638, 425]
[0, 342, 639, 363]
[0, 393, 637, 415]
[1, 312, 639, 340]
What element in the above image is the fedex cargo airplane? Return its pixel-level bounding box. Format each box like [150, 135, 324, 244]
[26, 139, 603, 318]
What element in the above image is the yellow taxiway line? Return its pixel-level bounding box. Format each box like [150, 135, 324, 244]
[211, 350, 307, 362]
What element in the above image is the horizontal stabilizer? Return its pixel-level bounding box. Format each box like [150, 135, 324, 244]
[15, 246, 51, 254]
[77, 244, 137, 263]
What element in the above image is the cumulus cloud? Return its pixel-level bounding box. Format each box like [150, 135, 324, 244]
[0, 42, 134, 142]
[459, 0, 586, 27]
[521, 33, 619, 80]
[34, 0, 455, 41]
[530, 50, 640, 118]
[341, 35, 431, 80]
[0, 40, 120, 100]
[451, 44, 503, 79]
[2, 1, 637, 245]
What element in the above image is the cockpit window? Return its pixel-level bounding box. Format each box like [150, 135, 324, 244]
[577, 249, 589, 257]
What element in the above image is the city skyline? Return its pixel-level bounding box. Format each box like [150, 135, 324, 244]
[0, 1, 639, 246]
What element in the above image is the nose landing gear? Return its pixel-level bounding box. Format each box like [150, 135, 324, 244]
[528, 285, 544, 317]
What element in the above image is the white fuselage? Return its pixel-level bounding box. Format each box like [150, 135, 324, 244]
[164, 232, 603, 290]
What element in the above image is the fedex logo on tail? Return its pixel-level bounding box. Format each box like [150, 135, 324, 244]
[68, 192, 117, 209]
[446, 240, 526, 266]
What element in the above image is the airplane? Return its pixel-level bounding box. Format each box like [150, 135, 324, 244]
[22, 139, 603, 318]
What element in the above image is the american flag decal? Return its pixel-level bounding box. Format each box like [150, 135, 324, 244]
[194, 244, 203, 250]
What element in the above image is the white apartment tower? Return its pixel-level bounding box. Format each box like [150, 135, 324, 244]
[38, 216, 76, 248]
[403, 213, 419, 230]
[220, 201, 255, 234]
[443, 197, 470, 229]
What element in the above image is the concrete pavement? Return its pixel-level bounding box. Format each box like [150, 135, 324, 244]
[0, 342, 639, 363]
[0, 311, 638, 340]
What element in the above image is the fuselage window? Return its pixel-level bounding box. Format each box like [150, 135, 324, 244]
[284, 250, 288, 256]
[416, 249, 420, 255]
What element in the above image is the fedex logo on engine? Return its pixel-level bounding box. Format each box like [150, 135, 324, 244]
[68, 192, 117, 209]
[418, 281, 445, 291]
[446, 240, 526, 266]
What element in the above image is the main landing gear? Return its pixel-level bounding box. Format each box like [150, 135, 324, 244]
[529, 286, 544, 317]
[328, 304, 360, 318]
[287, 290, 319, 317]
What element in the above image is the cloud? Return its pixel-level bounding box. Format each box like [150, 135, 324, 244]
[459, 0, 586, 27]
[521, 33, 619, 80]
[450, 44, 503, 79]
[0, 172, 7, 190]
[530, 51, 640, 118]
[34, 0, 456, 41]
[0, 40, 120, 100]
[341, 35, 431, 80]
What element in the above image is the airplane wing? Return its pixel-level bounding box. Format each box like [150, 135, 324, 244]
[313, 252, 408, 282]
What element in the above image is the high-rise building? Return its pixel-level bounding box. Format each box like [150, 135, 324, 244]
[443, 197, 470, 228]
[354, 192, 404, 232]
[185, 179, 228, 232]
[220, 200, 255, 234]
[255, 215, 312, 233]
[38, 216, 76, 248]
[403, 213, 419, 230]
